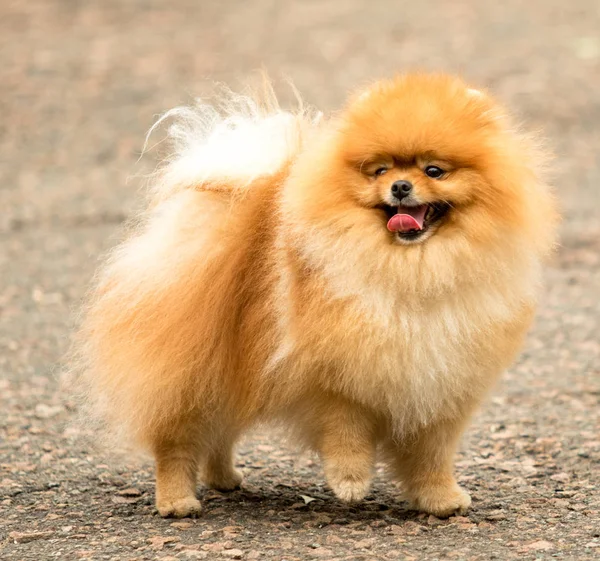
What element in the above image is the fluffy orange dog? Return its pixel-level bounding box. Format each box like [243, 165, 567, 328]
[73, 74, 557, 518]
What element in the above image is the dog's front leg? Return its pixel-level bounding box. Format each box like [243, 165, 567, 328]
[318, 398, 378, 503]
[385, 416, 472, 518]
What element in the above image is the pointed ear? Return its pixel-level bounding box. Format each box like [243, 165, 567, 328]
[466, 86, 498, 112]
[356, 88, 373, 102]
[345, 87, 373, 109]
[345, 82, 388, 113]
[467, 88, 484, 98]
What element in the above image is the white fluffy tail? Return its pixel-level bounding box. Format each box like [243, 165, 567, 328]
[143, 80, 322, 202]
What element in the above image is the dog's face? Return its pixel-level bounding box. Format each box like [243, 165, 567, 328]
[329, 74, 542, 247]
[284, 74, 556, 299]
[357, 153, 467, 245]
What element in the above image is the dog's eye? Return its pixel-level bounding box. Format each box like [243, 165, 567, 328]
[374, 167, 388, 177]
[424, 165, 445, 179]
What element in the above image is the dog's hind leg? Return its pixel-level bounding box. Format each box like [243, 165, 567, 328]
[154, 435, 203, 518]
[198, 427, 244, 491]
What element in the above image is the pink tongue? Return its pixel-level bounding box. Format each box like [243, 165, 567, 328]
[386, 205, 427, 233]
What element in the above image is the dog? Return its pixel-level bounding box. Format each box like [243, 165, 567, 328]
[71, 73, 557, 518]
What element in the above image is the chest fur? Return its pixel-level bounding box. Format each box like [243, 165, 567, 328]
[273, 274, 534, 429]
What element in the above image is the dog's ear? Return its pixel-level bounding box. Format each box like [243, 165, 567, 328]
[464, 85, 506, 122]
[346, 78, 389, 108]
[355, 88, 373, 103]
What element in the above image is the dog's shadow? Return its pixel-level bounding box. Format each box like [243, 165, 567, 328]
[105, 458, 480, 526]
[126, 482, 423, 526]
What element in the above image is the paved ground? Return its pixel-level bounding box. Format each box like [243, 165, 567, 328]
[1, 1, 599, 559]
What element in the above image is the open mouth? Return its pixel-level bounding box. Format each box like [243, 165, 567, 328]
[378, 202, 450, 241]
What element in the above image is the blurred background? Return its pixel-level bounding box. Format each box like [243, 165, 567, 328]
[1, 1, 599, 559]
[2, 0, 599, 234]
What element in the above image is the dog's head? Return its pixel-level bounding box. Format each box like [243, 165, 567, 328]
[284, 74, 557, 295]
[325, 74, 554, 250]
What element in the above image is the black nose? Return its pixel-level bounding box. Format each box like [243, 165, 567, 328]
[391, 180, 413, 199]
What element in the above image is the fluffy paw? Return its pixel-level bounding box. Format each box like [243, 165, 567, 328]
[328, 474, 371, 503]
[409, 484, 471, 518]
[156, 496, 202, 518]
[203, 467, 243, 492]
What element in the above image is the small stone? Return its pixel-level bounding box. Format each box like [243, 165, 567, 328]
[402, 521, 424, 535]
[10, 531, 54, 543]
[175, 544, 200, 551]
[524, 540, 554, 551]
[112, 495, 139, 504]
[355, 538, 375, 548]
[222, 549, 244, 559]
[290, 502, 308, 509]
[485, 511, 507, 521]
[116, 487, 142, 497]
[148, 536, 181, 550]
[203, 543, 225, 553]
[309, 547, 333, 557]
[171, 521, 194, 529]
[550, 473, 570, 483]
[449, 516, 471, 524]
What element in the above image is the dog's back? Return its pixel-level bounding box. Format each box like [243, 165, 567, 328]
[71, 85, 319, 450]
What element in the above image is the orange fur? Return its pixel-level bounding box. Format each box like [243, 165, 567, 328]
[71, 74, 558, 518]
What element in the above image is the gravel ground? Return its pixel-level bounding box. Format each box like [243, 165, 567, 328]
[1, 1, 599, 560]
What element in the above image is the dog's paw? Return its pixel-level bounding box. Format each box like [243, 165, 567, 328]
[156, 496, 202, 518]
[329, 474, 371, 503]
[203, 468, 243, 492]
[409, 484, 471, 518]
